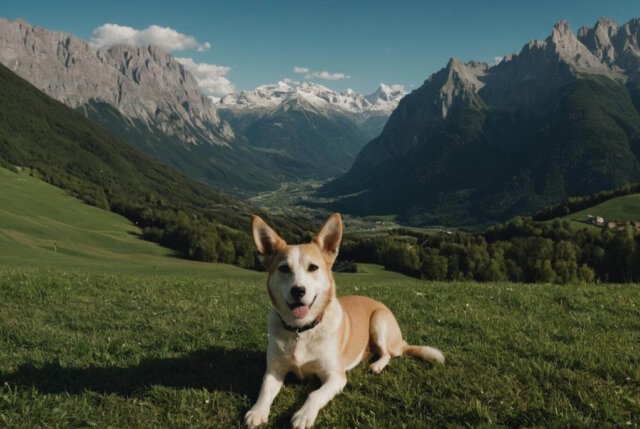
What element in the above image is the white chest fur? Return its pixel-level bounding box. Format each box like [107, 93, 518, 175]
[268, 301, 344, 378]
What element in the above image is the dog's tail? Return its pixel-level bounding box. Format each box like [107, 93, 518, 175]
[402, 343, 445, 365]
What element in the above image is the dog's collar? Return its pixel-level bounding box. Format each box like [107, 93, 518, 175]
[276, 313, 321, 335]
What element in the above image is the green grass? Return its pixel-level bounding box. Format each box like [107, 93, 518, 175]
[1, 270, 638, 428]
[1, 166, 639, 427]
[0, 166, 254, 279]
[560, 193, 640, 230]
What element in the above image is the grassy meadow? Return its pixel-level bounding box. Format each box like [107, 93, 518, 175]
[1, 167, 639, 428]
[559, 193, 640, 231]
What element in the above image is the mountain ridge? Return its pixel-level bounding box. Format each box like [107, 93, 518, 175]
[0, 17, 402, 193]
[218, 81, 405, 116]
[0, 17, 231, 146]
[320, 17, 640, 226]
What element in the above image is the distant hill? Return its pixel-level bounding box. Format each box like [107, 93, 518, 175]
[320, 18, 640, 227]
[556, 193, 640, 230]
[0, 62, 310, 266]
[0, 166, 170, 266]
[0, 165, 267, 279]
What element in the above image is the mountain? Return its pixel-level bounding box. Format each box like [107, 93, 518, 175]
[0, 18, 230, 145]
[219, 81, 404, 116]
[0, 17, 406, 193]
[217, 81, 406, 179]
[219, 81, 405, 137]
[0, 61, 312, 266]
[0, 17, 288, 193]
[577, 17, 640, 70]
[320, 18, 640, 226]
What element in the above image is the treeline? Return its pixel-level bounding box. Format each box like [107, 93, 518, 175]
[340, 217, 640, 283]
[533, 183, 640, 221]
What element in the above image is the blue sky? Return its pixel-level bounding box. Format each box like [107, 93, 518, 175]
[3, 0, 640, 95]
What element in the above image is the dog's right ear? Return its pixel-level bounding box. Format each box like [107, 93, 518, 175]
[252, 215, 287, 265]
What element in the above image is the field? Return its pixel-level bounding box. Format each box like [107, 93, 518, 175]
[1, 167, 639, 428]
[559, 193, 640, 231]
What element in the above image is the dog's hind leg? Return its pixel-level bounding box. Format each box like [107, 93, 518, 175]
[369, 307, 405, 374]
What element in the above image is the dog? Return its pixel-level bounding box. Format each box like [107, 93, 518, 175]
[245, 213, 445, 428]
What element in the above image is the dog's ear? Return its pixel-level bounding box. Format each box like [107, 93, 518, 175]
[313, 213, 342, 265]
[252, 215, 287, 264]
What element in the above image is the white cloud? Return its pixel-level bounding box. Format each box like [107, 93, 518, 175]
[282, 77, 300, 86]
[494, 56, 504, 65]
[294, 66, 350, 81]
[175, 57, 234, 97]
[90, 23, 210, 52]
[306, 70, 350, 80]
[198, 42, 211, 52]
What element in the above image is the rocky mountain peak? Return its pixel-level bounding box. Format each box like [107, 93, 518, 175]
[433, 58, 486, 118]
[363, 84, 406, 112]
[576, 17, 640, 71]
[545, 20, 613, 75]
[0, 17, 229, 146]
[551, 20, 573, 39]
[577, 18, 619, 66]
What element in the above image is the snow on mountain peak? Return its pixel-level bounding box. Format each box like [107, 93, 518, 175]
[217, 80, 406, 115]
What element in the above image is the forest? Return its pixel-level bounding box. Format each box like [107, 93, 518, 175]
[340, 217, 640, 283]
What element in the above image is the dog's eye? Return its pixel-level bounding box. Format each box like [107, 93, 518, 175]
[278, 265, 291, 273]
[308, 264, 319, 272]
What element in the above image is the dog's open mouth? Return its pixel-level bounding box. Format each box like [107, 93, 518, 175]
[287, 295, 317, 319]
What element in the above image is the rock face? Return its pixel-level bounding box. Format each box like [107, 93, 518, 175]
[321, 18, 640, 226]
[0, 18, 230, 147]
[578, 17, 640, 71]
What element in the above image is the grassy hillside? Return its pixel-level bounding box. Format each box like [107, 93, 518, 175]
[559, 193, 640, 229]
[0, 166, 638, 427]
[0, 166, 252, 278]
[0, 63, 312, 267]
[0, 164, 400, 282]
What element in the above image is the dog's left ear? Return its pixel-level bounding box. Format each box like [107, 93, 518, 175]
[313, 213, 342, 265]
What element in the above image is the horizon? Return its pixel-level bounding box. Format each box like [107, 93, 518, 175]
[2, 0, 639, 97]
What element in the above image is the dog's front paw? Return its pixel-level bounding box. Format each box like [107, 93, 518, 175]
[245, 405, 269, 428]
[291, 405, 319, 429]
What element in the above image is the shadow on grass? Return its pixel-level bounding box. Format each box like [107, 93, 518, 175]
[0, 347, 265, 399]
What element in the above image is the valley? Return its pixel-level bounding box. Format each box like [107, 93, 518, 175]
[3, 16, 640, 232]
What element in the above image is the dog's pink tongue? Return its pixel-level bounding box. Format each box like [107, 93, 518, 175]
[292, 305, 309, 319]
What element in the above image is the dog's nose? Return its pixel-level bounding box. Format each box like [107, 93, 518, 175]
[290, 286, 306, 300]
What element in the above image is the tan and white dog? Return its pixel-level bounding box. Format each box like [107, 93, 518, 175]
[246, 213, 444, 429]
